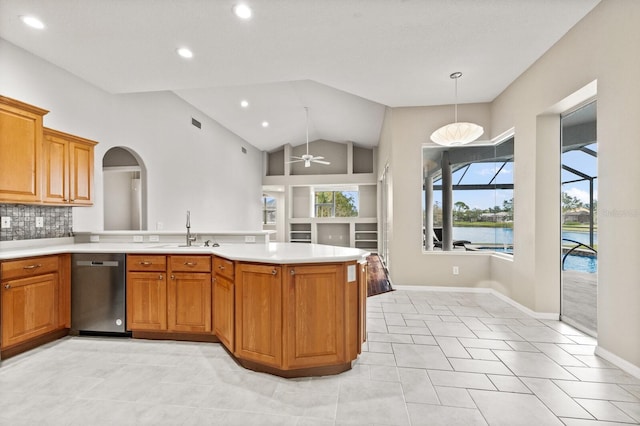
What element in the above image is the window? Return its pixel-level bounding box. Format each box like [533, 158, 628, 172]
[422, 138, 514, 253]
[314, 190, 359, 218]
[262, 196, 276, 224]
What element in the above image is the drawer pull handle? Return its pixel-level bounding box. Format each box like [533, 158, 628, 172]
[218, 265, 225, 270]
[4, 284, 10, 289]
[184, 262, 197, 266]
[139, 261, 152, 266]
[23, 264, 42, 270]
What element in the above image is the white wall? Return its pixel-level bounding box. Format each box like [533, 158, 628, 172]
[377, 0, 640, 371]
[0, 39, 263, 232]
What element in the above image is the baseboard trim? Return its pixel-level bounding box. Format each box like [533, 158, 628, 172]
[393, 285, 559, 320]
[595, 346, 640, 379]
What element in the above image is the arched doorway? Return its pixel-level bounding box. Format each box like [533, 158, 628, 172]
[102, 147, 147, 230]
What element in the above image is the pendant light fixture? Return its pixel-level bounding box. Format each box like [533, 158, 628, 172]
[430, 72, 484, 146]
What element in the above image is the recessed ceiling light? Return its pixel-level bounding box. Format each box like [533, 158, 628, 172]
[233, 4, 252, 20]
[240, 100, 249, 108]
[176, 47, 193, 59]
[20, 15, 45, 30]
[261, 121, 269, 128]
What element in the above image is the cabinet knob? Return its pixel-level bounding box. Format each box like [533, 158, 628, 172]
[171, 274, 175, 280]
[290, 269, 295, 275]
[4, 284, 10, 289]
[159, 274, 163, 280]
[271, 269, 277, 275]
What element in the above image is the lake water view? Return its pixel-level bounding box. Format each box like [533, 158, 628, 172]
[452, 227, 598, 247]
[451, 226, 597, 273]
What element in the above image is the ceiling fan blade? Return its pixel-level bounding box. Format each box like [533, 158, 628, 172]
[312, 160, 331, 165]
[311, 156, 325, 160]
[286, 159, 304, 164]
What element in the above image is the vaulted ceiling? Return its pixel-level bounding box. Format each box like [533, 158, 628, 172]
[0, 0, 600, 151]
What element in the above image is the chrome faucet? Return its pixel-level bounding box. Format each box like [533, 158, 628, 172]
[186, 210, 196, 246]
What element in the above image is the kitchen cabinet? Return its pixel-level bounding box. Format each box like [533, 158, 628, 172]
[283, 264, 346, 369]
[168, 255, 211, 333]
[126, 255, 167, 331]
[43, 128, 97, 205]
[235, 263, 282, 367]
[126, 254, 213, 335]
[0, 96, 48, 203]
[213, 256, 235, 351]
[0, 255, 69, 355]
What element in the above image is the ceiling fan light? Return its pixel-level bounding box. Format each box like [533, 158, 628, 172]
[430, 122, 484, 146]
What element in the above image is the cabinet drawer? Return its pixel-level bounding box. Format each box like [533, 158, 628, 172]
[169, 255, 211, 273]
[1, 255, 59, 281]
[127, 255, 166, 272]
[213, 256, 234, 280]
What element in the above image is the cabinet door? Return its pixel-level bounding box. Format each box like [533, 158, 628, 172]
[1, 273, 59, 348]
[284, 264, 345, 369]
[42, 131, 69, 203]
[168, 272, 212, 333]
[0, 98, 46, 203]
[126, 272, 167, 331]
[213, 274, 234, 351]
[69, 141, 94, 205]
[235, 263, 282, 367]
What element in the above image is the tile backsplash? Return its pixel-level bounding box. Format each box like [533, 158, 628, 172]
[0, 204, 72, 241]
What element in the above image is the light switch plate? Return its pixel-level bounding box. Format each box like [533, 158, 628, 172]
[1, 217, 10, 229]
[133, 235, 143, 242]
[347, 264, 356, 282]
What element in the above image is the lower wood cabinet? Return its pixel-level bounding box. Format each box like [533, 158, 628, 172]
[0, 254, 70, 354]
[283, 263, 345, 369]
[235, 263, 282, 367]
[168, 271, 211, 333]
[126, 254, 212, 334]
[213, 273, 235, 351]
[126, 271, 167, 331]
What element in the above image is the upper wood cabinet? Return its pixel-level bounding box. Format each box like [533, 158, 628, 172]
[43, 128, 97, 205]
[0, 96, 48, 203]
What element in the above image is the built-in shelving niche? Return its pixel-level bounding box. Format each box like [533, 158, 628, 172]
[266, 141, 374, 176]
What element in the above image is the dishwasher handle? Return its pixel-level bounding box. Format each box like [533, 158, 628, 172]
[76, 260, 120, 267]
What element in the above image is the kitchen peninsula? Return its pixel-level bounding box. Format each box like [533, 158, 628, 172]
[0, 233, 369, 378]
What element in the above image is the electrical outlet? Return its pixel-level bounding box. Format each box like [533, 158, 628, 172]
[1, 217, 10, 229]
[149, 235, 160, 242]
[133, 235, 143, 243]
[90, 235, 100, 242]
[245, 235, 256, 243]
[35, 217, 44, 227]
[453, 266, 459, 275]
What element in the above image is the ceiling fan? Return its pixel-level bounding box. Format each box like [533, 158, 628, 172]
[288, 107, 330, 168]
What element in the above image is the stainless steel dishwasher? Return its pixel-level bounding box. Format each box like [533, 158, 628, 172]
[71, 253, 128, 335]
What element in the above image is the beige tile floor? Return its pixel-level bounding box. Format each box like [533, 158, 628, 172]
[1, 289, 639, 425]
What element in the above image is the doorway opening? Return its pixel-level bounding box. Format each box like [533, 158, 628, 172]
[102, 147, 147, 231]
[560, 101, 597, 336]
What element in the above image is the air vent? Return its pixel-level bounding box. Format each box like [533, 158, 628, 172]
[241, 147, 247, 154]
[191, 118, 201, 129]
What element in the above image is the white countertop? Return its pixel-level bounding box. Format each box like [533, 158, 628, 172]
[0, 241, 370, 264]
